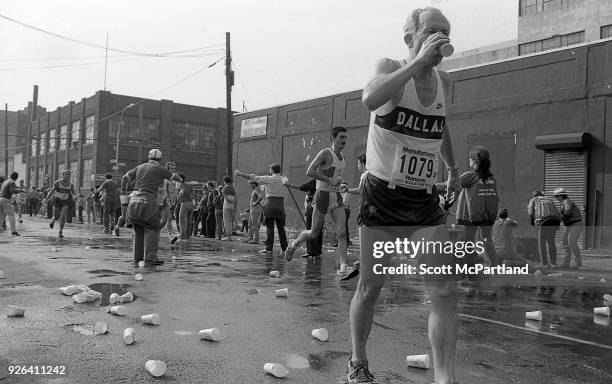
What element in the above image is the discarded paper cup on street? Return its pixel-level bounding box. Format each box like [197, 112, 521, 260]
[109, 293, 121, 305]
[123, 328, 135, 344]
[264, 363, 288, 378]
[109, 306, 126, 316]
[311, 328, 329, 341]
[601, 278, 608, 284]
[93, 321, 108, 335]
[145, 360, 166, 377]
[60, 284, 88, 296]
[138, 261, 145, 268]
[120, 292, 134, 303]
[406, 354, 431, 369]
[603, 294, 612, 302]
[594, 307, 610, 316]
[275, 288, 289, 298]
[198, 328, 221, 341]
[594, 315, 611, 326]
[7, 305, 25, 317]
[269, 270, 280, 278]
[135, 273, 143, 281]
[141, 313, 160, 325]
[524, 319, 542, 331]
[73, 291, 100, 304]
[525, 311, 542, 321]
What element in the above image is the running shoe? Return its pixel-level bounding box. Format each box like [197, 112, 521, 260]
[11, 232, 20, 236]
[49, 220, 54, 229]
[114, 226, 120, 237]
[338, 265, 359, 281]
[58, 231, 64, 239]
[248, 240, 259, 244]
[258, 249, 272, 255]
[170, 235, 180, 245]
[347, 360, 377, 384]
[285, 241, 298, 261]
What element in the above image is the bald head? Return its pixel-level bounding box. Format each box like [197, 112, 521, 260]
[403, 7, 449, 47]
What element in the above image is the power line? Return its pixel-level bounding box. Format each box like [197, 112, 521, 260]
[0, 12, 223, 57]
[231, 59, 254, 110]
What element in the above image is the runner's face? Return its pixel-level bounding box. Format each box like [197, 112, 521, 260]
[413, 11, 450, 66]
[333, 132, 347, 149]
[357, 161, 365, 173]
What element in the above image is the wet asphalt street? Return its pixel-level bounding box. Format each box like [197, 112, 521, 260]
[1, 218, 612, 384]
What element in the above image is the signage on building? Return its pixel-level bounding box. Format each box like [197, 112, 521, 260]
[240, 116, 267, 138]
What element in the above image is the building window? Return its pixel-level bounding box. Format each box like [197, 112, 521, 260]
[59, 124, 68, 151]
[85, 115, 95, 144]
[519, 0, 538, 16]
[29, 167, 35, 187]
[69, 161, 78, 187]
[48, 129, 56, 153]
[46, 164, 52, 184]
[39, 132, 46, 155]
[519, 31, 584, 55]
[57, 162, 66, 177]
[174, 122, 217, 152]
[71, 120, 80, 146]
[542, 0, 558, 11]
[601, 25, 612, 39]
[82, 159, 93, 189]
[31, 135, 38, 156]
[38, 166, 44, 187]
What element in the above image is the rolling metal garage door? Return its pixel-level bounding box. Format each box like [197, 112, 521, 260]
[543, 150, 586, 248]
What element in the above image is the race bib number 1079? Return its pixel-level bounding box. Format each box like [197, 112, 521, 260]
[388, 142, 439, 190]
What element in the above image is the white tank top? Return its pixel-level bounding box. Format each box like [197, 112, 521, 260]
[316, 149, 345, 192]
[366, 64, 446, 191]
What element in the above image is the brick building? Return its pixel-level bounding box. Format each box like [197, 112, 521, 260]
[26, 91, 228, 191]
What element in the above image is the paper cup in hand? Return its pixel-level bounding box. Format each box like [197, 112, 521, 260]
[123, 328, 135, 344]
[525, 311, 542, 321]
[275, 288, 288, 298]
[198, 328, 221, 341]
[141, 313, 160, 325]
[7, 305, 25, 317]
[264, 363, 288, 378]
[594, 307, 610, 316]
[135, 273, 143, 281]
[311, 328, 329, 341]
[406, 354, 431, 369]
[269, 270, 280, 278]
[145, 360, 166, 377]
[93, 322, 108, 335]
[109, 293, 120, 305]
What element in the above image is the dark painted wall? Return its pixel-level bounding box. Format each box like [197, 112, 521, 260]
[234, 39, 612, 248]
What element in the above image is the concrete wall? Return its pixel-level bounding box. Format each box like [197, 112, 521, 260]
[519, 0, 612, 44]
[440, 41, 518, 71]
[234, 39, 612, 248]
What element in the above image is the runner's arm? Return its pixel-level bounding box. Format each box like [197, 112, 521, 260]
[438, 70, 460, 196]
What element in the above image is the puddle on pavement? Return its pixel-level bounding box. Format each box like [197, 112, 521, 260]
[286, 351, 350, 371]
[286, 354, 310, 369]
[86, 269, 132, 277]
[87, 283, 136, 305]
[64, 323, 94, 336]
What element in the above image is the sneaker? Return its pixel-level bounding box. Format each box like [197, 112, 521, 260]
[49, 220, 54, 229]
[338, 265, 359, 281]
[114, 226, 120, 237]
[258, 249, 272, 255]
[11, 232, 20, 236]
[301, 253, 314, 258]
[248, 240, 259, 244]
[58, 231, 64, 239]
[347, 360, 377, 384]
[285, 241, 298, 261]
[170, 235, 180, 245]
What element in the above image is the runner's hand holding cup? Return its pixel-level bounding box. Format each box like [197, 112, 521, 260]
[415, 32, 450, 65]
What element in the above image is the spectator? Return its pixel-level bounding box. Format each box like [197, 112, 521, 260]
[285, 178, 323, 258]
[86, 188, 96, 224]
[527, 190, 561, 268]
[177, 173, 194, 239]
[221, 175, 236, 241]
[194, 188, 209, 237]
[243, 181, 263, 244]
[492, 208, 518, 263]
[456, 146, 499, 266]
[554, 187, 583, 269]
[205, 181, 218, 238]
[214, 185, 225, 240]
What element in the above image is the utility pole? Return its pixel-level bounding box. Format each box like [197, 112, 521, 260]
[225, 32, 234, 175]
[104, 33, 109, 91]
[137, 104, 143, 164]
[4, 103, 8, 177]
[27, 85, 38, 186]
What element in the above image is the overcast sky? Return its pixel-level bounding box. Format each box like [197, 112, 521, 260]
[0, 0, 517, 113]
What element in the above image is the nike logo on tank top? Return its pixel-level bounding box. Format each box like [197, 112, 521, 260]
[366, 64, 445, 191]
[316, 149, 345, 192]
